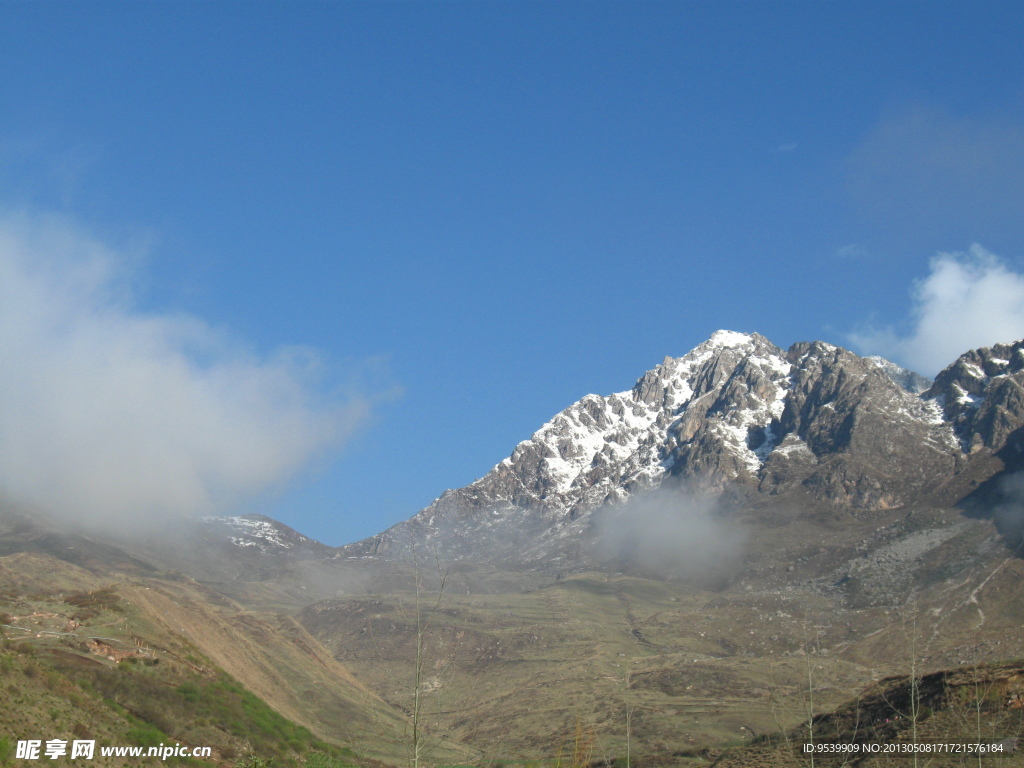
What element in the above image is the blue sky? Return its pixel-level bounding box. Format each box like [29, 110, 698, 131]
[2, 2, 1024, 544]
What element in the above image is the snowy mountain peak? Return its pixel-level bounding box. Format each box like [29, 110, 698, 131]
[200, 514, 335, 558]
[706, 329, 754, 347]
[344, 333, 799, 560]
[341, 334, 1024, 566]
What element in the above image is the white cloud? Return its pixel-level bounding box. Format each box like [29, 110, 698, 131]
[835, 243, 869, 260]
[849, 245, 1024, 376]
[0, 211, 370, 531]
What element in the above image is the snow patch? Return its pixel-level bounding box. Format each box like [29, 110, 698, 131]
[952, 382, 983, 408]
[707, 330, 753, 349]
[205, 516, 298, 549]
[962, 361, 986, 380]
[773, 440, 813, 457]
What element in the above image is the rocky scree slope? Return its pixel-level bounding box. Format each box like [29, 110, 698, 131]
[340, 332, 1024, 566]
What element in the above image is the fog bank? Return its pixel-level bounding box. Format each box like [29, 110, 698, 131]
[594, 486, 746, 586]
[0, 212, 369, 532]
[994, 472, 1024, 550]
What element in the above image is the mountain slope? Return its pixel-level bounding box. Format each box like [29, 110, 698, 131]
[0, 507, 420, 763]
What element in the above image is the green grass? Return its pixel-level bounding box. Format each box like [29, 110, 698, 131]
[0, 619, 365, 768]
[54, 659, 353, 766]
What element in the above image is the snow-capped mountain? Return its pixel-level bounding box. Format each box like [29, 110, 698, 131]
[340, 331, 1024, 565]
[198, 514, 336, 558]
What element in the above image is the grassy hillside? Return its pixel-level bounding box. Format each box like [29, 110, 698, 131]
[0, 587, 361, 768]
[0, 546, 454, 767]
[0, 639, 360, 768]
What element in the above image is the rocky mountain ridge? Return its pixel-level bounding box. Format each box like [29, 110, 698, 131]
[927, 338, 1024, 453]
[336, 331, 1024, 565]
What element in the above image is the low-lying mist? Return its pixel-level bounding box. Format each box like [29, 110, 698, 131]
[994, 471, 1024, 551]
[594, 485, 747, 588]
[0, 212, 372, 535]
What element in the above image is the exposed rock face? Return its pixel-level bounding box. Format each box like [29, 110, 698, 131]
[927, 340, 1024, 455]
[341, 331, 1024, 565]
[758, 342, 958, 509]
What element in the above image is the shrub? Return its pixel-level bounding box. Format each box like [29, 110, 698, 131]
[126, 723, 166, 749]
[178, 682, 201, 703]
